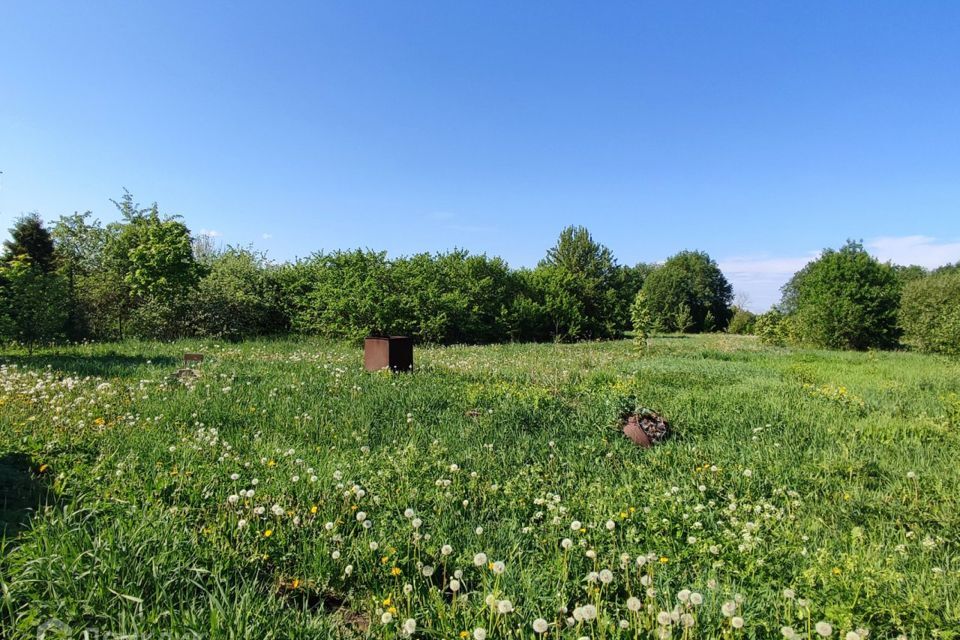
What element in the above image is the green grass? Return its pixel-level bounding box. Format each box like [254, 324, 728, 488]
[1, 335, 958, 639]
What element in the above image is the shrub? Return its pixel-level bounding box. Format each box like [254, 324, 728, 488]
[189, 248, 286, 340]
[727, 306, 757, 334]
[899, 270, 960, 355]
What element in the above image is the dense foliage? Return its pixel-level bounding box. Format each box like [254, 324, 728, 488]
[899, 269, 960, 355]
[0, 203, 669, 346]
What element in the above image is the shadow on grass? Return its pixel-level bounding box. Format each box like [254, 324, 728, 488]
[0, 452, 53, 540]
[0, 353, 178, 378]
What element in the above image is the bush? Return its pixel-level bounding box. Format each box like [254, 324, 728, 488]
[727, 306, 757, 334]
[899, 270, 960, 355]
[781, 241, 901, 350]
[188, 248, 286, 340]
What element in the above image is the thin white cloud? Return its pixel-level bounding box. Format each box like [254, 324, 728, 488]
[199, 229, 222, 238]
[867, 235, 960, 269]
[262, 233, 273, 240]
[719, 253, 819, 312]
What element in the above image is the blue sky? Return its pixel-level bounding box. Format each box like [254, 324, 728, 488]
[1, 1, 958, 310]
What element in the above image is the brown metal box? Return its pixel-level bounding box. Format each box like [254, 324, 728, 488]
[364, 336, 413, 372]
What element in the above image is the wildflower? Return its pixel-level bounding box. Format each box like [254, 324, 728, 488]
[690, 592, 703, 605]
[230, 473, 240, 481]
[473, 552, 488, 566]
[310, 505, 318, 514]
[657, 611, 672, 626]
[369, 541, 379, 551]
[732, 617, 744, 629]
[816, 622, 833, 637]
[422, 565, 435, 577]
[449, 579, 461, 592]
[497, 599, 514, 614]
[331, 550, 341, 560]
[271, 504, 284, 517]
[599, 569, 613, 584]
[533, 618, 549, 633]
[263, 529, 273, 538]
[227, 494, 240, 505]
[906, 471, 916, 479]
[721, 601, 737, 617]
[403, 583, 413, 594]
[356, 511, 367, 522]
[626, 596, 642, 611]
[606, 520, 616, 530]
[237, 519, 247, 529]
[473, 629, 487, 640]
[403, 618, 417, 635]
[580, 604, 597, 620]
[743, 469, 753, 478]
[381, 611, 393, 624]
[441, 544, 453, 556]
[681, 613, 695, 627]
[783, 588, 795, 599]
[846, 632, 861, 640]
[404, 508, 415, 518]
[391, 567, 402, 576]
[570, 520, 582, 531]
[491, 561, 505, 575]
[677, 589, 691, 603]
[412, 518, 422, 529]
[475, 526, 483, 535]
[781, 627, 797, 639]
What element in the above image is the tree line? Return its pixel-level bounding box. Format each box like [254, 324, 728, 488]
[0, 192, 736, 348]
[1, 192, 957, 354]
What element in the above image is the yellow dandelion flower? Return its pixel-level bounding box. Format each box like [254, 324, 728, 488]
[390, 567, 402, 576]
[264, 529, 273, 538]
[383, 597, 392, 606]
[660, 556, 669, 564]
[832, 567, 841, 576]
[310, 505, 318, 514]
[38, 464, 49, 473]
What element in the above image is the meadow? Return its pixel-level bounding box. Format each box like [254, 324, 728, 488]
[1, 335, 958, 639]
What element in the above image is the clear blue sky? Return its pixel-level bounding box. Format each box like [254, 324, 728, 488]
[2, 1, 959, 310]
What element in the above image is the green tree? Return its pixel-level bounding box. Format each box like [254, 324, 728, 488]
[781, 241, 901, 350]
[538, 226, 620, 339]
[640, 250, 733, 332]
[0, 255, 69, 352]
[630, 290, 653, 352]
[51, 211, 109, 339]
[3, 213, 57, 272]
[101, 192, 200, 338]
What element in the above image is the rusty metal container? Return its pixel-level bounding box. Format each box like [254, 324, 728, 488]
[364, 336, 413, 372]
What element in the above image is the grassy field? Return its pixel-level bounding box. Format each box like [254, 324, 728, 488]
[1, 335, 958, 639]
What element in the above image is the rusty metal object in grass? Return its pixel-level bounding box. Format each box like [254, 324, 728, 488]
[622, 409, 671, 447]
[183, 353, 204, 367]
[363, 336, 413, 372]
